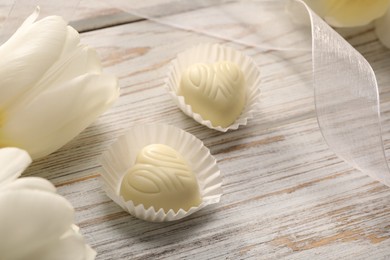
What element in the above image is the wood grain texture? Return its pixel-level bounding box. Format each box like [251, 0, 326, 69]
[18, 6, 390, 260]
[0, 0, 126, 37]
[0, 0, 118, 21]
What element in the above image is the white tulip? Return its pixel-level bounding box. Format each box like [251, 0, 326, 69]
[0, 7, 119, 159]
[303, 0, 390, 48]
[0, 147, 96, 260]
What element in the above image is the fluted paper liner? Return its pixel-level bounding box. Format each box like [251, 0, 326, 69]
[165, 43, 261, 132]
[100, 124, 222, 222]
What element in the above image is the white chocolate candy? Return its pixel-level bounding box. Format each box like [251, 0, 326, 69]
[179, 61, 246, 128]
[120, 144, 201, 212]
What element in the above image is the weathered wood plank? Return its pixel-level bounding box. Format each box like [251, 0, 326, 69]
[58, 116, 390, 259]
[0, 0, 126, 37]
[19, 11, 390, 260]
[70, 11, 142, 33]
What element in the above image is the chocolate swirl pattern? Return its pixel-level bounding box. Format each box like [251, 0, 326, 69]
[125, 164, 192, 193]
[120, 144, 202, 212]
[185, 62, 243, 101]
[214, 61, 243, 99]
[137, 143, 190, 171]
[179, 61, 246, 128]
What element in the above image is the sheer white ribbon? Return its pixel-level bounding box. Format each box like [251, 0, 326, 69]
[1, 0, 389, 186]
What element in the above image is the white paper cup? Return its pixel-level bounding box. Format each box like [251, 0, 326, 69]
[165, 43, 261, 132]
[100, 124, 222, 222]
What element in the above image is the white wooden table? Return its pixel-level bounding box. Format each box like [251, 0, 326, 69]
[13, 1, 390, 259]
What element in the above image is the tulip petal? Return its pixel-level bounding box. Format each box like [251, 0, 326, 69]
[0, 147, 31, 187]
[85, 245, 97, 260]
[68, 225, 97, 260]
[375, 7, 390, 48]
[1, 176, 56, 193]
[19, 6, 40, 29]
[60, 26, 85, 59]
[0, 189, 74, 259]
[0, 10, 118, 159]
[37, 44, 102, 92]
[3, 72, 118, 159]
[0, 13, 67, 109]
[29, 225, 96, 260]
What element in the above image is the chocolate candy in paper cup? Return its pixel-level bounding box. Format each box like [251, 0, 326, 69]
[100, 124, 222, 222]
[165, 43, 261, 132]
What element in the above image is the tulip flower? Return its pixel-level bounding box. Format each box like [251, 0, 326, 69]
[303, 0, 390, 48]
[0, 147, 95, 259]
[0, 7, 119, 159]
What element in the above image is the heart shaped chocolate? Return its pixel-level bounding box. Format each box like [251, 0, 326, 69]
[179, 61, 246, 127]
[120, 144, 201, 212]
